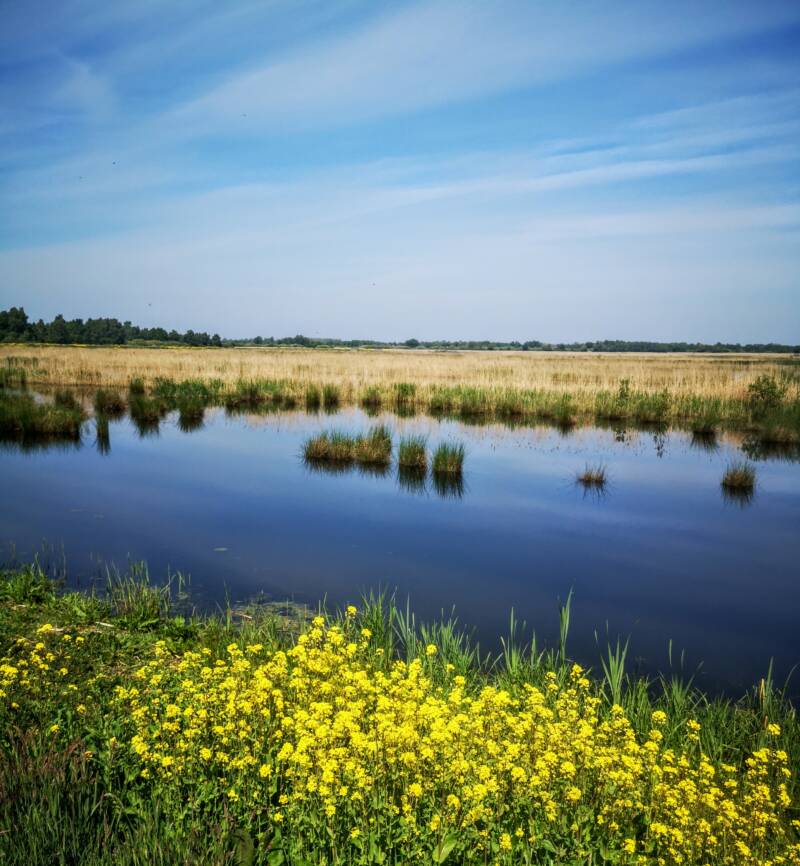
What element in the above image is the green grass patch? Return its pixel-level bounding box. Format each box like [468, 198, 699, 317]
[397, 435, 427, 470]
[432, 441, 465, 474]
[721, 461, 756, 491]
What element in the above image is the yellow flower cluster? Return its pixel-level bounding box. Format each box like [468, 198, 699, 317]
[114, 616, 799, 865]
[0, 630, 86, 707]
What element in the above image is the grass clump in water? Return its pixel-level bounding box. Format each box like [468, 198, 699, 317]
[322, 383, 340, 410]
[360, 386, 382, 411]
[577, 463, 607, 488]
[721, 461, 756, 491]
[303, 431, 355, 463]
[305, 384, 321, 410]
[128, 377, 146, 397]
[432, 441, 465, 474]
[397, 435, 427, 470]
[353, 424, 392, 465]
[93, 389, 126, 417]
[0, 391, 84, 440]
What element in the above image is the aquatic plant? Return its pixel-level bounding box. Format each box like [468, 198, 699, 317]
[394, 382, 416, 406]
[577, 463, 607, 487]
[322, 383, 340, 410]
[304, 426, 392, 465]
[397, 435, 427, 470]
[128, 377, 146, 396]
[53, 389, 80, 411]
[352, 424, 392, 465]
[304, 384, 321, 410]
[360, 386, 382, 410]
[303, 431, 355, 462]
[93, 389, 126, 417]
[721, 461, 756, 491]
[0, 391, 84, 440]
[432, 441, 465, 474]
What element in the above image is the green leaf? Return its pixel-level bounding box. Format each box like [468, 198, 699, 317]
[232, 829, 254, 866]
[432, 833, 459, 863]
[266, 851, 285, 866]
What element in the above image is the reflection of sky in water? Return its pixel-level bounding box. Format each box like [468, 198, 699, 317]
[2, 407, 799, 696]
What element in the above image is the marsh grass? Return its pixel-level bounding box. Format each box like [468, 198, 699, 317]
[394, 382, 416, 406]
[577, 463, 607, 488]
[93, 389, 126, 417]
[304, 384, 321, 410]
[360, 385, 382, 410]
[303, 430, 356, 463]
[432, 441, 465, 474]
[322, 383, 340, 410]
[304, 425, 392, 465]
[0, 391, 84, 440]
[352, 424, 392, 465]
[397, 435, 427, 470]
[721, 461, 756, 491]
[128, 377, 145, 396]
[53, 389, 80, 411]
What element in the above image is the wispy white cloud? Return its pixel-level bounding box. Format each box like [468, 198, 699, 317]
[169, 0, 800, 133]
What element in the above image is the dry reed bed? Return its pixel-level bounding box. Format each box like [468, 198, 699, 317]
[2, 344, 797, 398]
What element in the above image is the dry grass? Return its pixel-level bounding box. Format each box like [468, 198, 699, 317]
[2, 344, 796, 399]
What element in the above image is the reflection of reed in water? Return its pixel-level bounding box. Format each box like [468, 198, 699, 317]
[95, 416, 111, 455]
[397, 466, 427, 495]
[178, 405, 205, 433]
[721, 485, 755, 508]
[690, 431, 718, 453]
[431, 471, 464, 500]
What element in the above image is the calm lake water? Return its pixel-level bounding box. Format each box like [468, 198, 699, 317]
[2, 405, 799, 695]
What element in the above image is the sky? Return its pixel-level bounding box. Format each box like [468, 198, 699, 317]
[0, 0, 799, 342]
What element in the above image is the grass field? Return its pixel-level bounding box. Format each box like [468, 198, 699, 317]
[2, 344, 798, 397]
[2, 345, 799, 442]
[0, 563, 798, 865]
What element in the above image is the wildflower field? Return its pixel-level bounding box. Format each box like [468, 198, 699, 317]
[1, 565, 798, 865]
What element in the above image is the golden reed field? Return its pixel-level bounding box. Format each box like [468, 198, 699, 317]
[1, 344, 796, 401]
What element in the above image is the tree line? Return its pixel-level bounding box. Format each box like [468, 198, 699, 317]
[0, 307, 797, 353]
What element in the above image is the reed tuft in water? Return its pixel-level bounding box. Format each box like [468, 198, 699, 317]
[721, 461, 756, 491]
[577, 463, 607, 487]
[397, 435, 427, 470]
[432, 441, 465, 474]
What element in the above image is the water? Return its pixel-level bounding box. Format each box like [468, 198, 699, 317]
[2, 406, 799, 695]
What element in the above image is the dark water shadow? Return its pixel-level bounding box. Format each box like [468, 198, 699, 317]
[95, 416, 111, 455]
[741, 436, 800, 463]
[397, 466, 427, 495]
[690, 431, 719, 453]
[721, 486, 756, 508]
[431, 471, 465, 500]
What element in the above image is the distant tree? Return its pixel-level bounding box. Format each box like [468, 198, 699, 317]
[404, 338, 420, 348]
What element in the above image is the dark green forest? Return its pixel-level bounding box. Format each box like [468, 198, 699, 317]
[0, 307, 797, 353]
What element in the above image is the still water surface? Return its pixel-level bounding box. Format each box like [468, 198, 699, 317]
[2, 406, 799, 694]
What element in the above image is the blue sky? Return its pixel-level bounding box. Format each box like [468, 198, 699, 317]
[0, 0, 798, 342]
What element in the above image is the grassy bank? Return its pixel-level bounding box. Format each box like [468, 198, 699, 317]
[0, 564, 798, 865]
[5, 365, 800, 447]
[2, 345, 800, 441]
